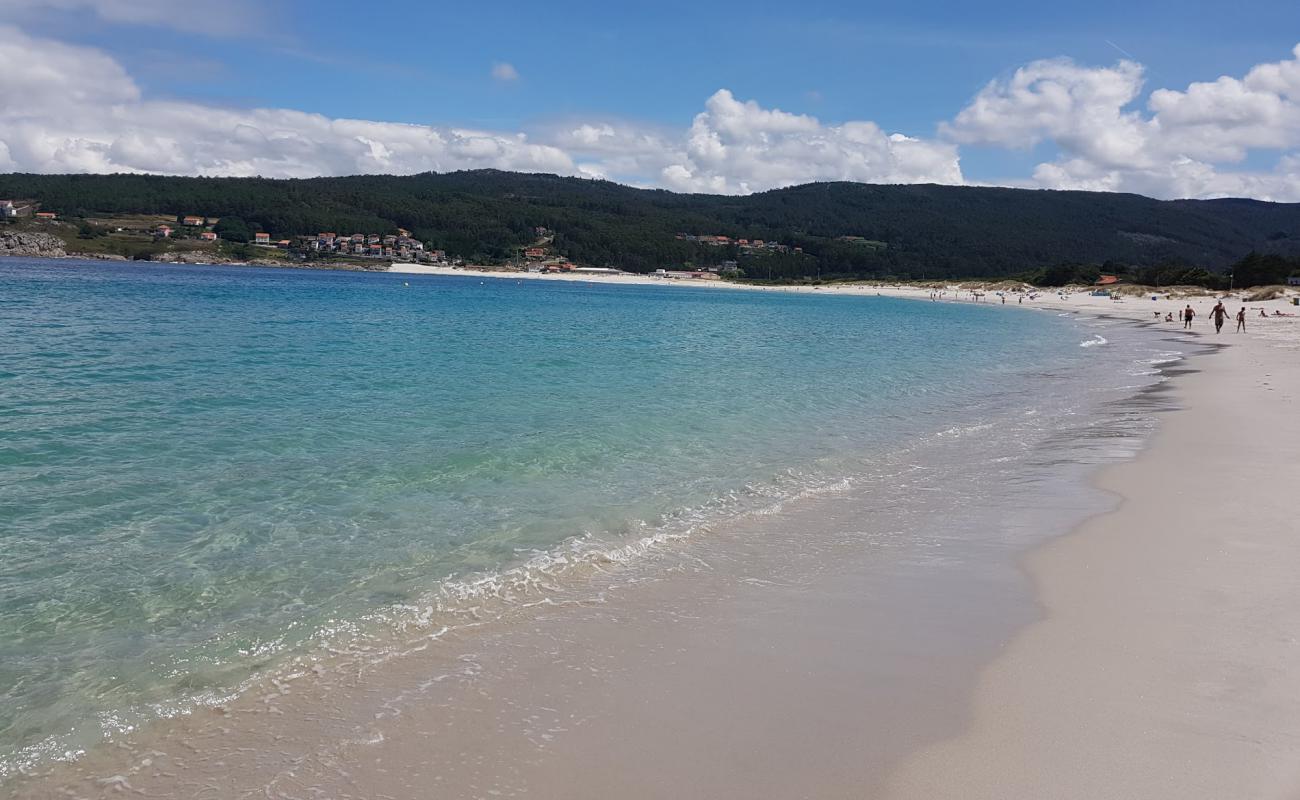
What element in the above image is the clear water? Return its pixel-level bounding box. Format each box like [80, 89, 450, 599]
[0, 258, 1170, 778]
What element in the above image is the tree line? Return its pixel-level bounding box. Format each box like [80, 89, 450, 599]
[2, 170, 1299, 283]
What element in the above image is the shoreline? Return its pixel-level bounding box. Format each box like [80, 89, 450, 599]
[386, 262, 1300, 331]
[886, 330, 1300, 798]
[6, 292, 1208, 799]
[5, 258, 1299, 798]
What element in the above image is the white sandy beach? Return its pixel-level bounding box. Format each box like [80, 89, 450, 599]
[389, 261, 1300, 328]
[398, 262, 1300, 798]
[887, 324, 1300, 799]
[10, 264, 1300, 799]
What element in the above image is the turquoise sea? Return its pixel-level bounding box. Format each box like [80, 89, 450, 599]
[0, 258, 1176, 778]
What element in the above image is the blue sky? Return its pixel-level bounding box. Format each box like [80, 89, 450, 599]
[2, 0, 1300, 198]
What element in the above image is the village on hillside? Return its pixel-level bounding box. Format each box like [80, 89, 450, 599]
[6, 201, 816, 282]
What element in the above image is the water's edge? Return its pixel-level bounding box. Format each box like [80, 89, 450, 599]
[4, 304, 1208, 797]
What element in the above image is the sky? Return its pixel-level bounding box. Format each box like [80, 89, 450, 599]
[1, 0, 1299, 200]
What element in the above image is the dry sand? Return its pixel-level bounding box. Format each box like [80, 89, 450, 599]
[13, 269, 1300, 798]
[349, 271, 1300, 797]
[886, 329, 1300, 798]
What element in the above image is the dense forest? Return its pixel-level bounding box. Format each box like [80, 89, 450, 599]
[4, 170, 1300, 281]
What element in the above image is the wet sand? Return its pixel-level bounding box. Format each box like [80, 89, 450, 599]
[8, 327, 1165, 798]
[886, 334, 1300, 799]
[12, 299, 1297, 799]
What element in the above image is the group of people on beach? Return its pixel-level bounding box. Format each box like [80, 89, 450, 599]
[1164, 303, 1294, 335]
[1169, 302, 1259, 333]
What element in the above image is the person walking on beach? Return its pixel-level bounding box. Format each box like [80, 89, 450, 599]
[1210, 301, 1229, 333]
[1183, 305, 1195, 329]
[1237, 307, 1247, 332]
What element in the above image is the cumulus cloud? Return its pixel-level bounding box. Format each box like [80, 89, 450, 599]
[946, 46, 1300, 200]
[0, 26, 958, 193]
[0, 25, 573, 177]
[560, 90, 962, 194]
[490, 62, 520, 82]
[2, 20, 1297, 200]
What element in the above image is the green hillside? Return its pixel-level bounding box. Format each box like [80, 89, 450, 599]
[3, 170, 1300, 280]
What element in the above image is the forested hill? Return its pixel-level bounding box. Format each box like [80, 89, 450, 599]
[4, 170, 1300, 279]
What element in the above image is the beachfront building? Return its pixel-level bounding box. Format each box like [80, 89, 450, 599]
[200, 231, 218, 241]
[653, 268, 722, 281]
[35, 211, 57, 220]
[1, 200, 15, 218]
[254, 232, 271, 245]
[182, 216, 205, 226]
[290, 231, 438, 261]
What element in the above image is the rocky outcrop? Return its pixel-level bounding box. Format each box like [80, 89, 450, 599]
[152, 251, 222, 264]
[0, 231, 67, 258]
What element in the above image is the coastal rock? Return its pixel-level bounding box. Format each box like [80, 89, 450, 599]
[0, 231, 67, 258]
[153, 251, 221, 264]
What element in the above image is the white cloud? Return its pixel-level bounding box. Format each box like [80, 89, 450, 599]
[946, 45, 1300, 200]
[0, 26, 572, 177]
[558, 90, 962, 194]
[661, 90, 962, 193]
[490, 62, 520, 82]
[0, 26, 958, 193]
[1, 21, 1297, 201]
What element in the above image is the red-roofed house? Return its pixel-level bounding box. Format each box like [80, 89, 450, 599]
[254, 232, 271, 244]
[35, 211, 57, 220]
[182, 216, 204, 226]
[1095, 275, 1122, 286]
[200, 231, 218, 241]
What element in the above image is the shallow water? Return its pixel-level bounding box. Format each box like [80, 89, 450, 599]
[0, 258, 1179, 779]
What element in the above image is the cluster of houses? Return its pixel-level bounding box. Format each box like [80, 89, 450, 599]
[155, 216, 220, 241]
[1, 200, 33, 218]
[1, 200, 58, 220]
[675, 233, 798, 254]
[304, 231, 445, 263]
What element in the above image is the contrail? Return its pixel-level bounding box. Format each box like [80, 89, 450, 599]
[1105, 39, 1138, 61]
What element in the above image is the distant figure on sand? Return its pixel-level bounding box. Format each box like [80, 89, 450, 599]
[1183, 305, 1195, 329]
[1210, 301, 1229, 333]
[1237, 307, 1246, 332]
[1165, 312, 1174, 322]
